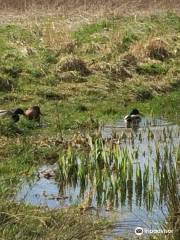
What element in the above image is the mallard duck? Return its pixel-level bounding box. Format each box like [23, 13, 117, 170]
[24, 106, 42, 122]
[0, 108, 24, 122]
[124, 108, 143, 124]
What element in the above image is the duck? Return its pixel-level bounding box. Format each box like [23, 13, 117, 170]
[24, 106, 42, 123]
[124, 108, 143, 126]
[0, 108, 24, 122]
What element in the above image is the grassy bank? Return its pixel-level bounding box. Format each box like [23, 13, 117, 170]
[0, 13, 180, 132]
[0, 202, 109, 240]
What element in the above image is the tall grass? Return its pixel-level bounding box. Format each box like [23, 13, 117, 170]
[0, 0, 179, 12]
[57, 134, 179, 213]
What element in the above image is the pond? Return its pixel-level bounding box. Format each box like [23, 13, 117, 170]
[15, 116, 180, 239]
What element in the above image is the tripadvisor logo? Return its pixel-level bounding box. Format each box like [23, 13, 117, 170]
[135, 227, 144, 236]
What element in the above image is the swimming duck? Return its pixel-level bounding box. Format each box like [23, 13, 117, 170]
[24, 106, 42, 123]
[124, 108, 143, 124]
[0, 108, 24, 122]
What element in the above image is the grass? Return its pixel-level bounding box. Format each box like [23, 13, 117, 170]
[73, 20, 113, 44]
[0, 14, 179, 107]
[0, 202, 108, 240]
[0, 10, 180, 240]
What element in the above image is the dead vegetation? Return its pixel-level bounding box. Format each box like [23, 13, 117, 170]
[146, 38, 171, 61]
[0, 0, 180, 12]
[121, 53, 138, 68]
[57, 56, 91, 76]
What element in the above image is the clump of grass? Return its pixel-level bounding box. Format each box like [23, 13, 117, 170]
[146, 38, 171, 61]
[110, 64, 132, 80]
[121, 31, 138, 52]
[2, 64, 22, 78]
[94, 61, 132, 80]
[83, 42, 101, 54]
[103, 107, 118, 115]
[58, 56, 91, 76]
[121, 53, 138, 68]
[55, 71, 87, 83]
[74, 20, 112, 44]
[0, 76, 13, 92]
[135, 88, 153, 101]
[57, 135, 171, 210]
[0, 119, 23, 136]
[76, 104, 89, 112]
[136, 63, 168, 75]
[37, 89, 66, 101]
[27, 68, 45, 79]
[42, 49, 59, 64]
[41, 21, 70, 49]
[0, 201, 109, 240]
[60, 41, 79, 54]
[159, 161, 180, 240]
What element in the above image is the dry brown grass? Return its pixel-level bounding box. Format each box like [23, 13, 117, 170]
[40, 21, 70, 48]
[0, 0, 180, 18]
[58, 56, 91, 76]
[0, 1, 179, 31]
[130, 37, 172, 63]
[0, 0, 180, 11]
[146, 38, 171, 61]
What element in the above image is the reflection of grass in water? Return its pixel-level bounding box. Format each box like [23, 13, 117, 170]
[57, 134, 178, 214]
[57, 131, 180, 238]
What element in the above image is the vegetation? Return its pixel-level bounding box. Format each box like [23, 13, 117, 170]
[0, 13, 180, 132]
[0, 5, 180, 240]
[0, 202, 108, 240]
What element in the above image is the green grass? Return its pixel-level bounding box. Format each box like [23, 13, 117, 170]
[73, 19, 113, 43]
[136, 63, 168, 75]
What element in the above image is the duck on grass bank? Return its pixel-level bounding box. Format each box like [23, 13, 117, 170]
[0, 106, 42, 123]
[25, 106, 42, 123]
[124, 108, 143, 128]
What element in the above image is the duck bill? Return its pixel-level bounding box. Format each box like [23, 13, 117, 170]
[139, 112, 144, 117]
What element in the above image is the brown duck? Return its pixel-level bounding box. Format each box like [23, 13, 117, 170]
[24, 106, 42, 122]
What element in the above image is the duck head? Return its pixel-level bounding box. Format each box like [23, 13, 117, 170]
[12, 108, 25, 116]
[31, 106, 42, 115]
[25, 106, 42, 123]
[129, 108, 140, 116]
[124, 108, 143, 123]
